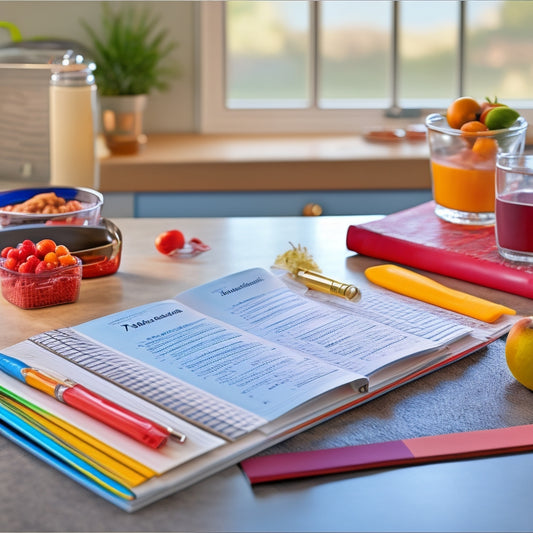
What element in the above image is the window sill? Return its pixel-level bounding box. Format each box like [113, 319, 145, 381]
[99, 133, 431, 193]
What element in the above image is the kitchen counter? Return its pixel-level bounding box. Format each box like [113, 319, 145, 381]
[1, 215, 532, 532]
[98, 132, 431, 193]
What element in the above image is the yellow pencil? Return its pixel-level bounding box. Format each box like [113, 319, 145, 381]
[0, 392, 156, 487]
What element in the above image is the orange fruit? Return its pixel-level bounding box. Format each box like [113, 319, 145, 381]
[43, 251, 59, 266]
[446, 97, 481, 129]
[58, 253, 77, 266]
[472, 137, 498, 159]
[460, 120, 489, 133]
[54, 244, 70, 257]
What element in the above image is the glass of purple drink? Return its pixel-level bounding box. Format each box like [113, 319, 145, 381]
[495, 153, 533, 263]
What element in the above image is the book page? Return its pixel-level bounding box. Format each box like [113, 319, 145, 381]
[33, 300, 366, 439]
[177, 268, 472, 377]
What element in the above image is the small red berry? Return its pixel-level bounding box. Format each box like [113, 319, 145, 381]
[35, 261, 55, 273]
[1, 246, 14, 258]
[18, 240, 37, 261]
[18, 261, 35, 274]
[3, 256, 18, 271]
[24, 255, 41, 271]
[7, 248, 20, 261]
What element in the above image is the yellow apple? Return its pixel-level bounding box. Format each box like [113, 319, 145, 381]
[505, 316, 533, 391]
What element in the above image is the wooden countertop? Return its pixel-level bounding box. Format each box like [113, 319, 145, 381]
[0, 215, 378, 346]
[1, 215, 529, 348]
[98, 133, 431, 193]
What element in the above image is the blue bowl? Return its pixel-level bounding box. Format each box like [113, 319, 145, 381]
[0, 187, 103, 227]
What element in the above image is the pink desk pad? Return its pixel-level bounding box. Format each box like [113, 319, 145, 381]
[241, 424, 533, 484]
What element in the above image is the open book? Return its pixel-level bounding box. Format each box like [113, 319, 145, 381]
[0, 267, 515, 511]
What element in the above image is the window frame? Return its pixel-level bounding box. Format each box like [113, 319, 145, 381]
[198, 1, 533, 135]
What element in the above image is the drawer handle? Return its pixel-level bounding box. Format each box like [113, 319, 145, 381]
[302, 203, 323, 216]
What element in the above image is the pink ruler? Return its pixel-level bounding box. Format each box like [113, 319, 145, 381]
[241, 424, 533, 484]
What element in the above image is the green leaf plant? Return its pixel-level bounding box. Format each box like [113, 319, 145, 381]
[81, 2, 179, 96]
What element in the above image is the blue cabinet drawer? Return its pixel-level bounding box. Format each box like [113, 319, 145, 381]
[131, 190, 432, 217]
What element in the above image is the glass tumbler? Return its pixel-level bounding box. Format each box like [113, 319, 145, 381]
[495, 154, 533, 263]
[425, 113, 527, 225]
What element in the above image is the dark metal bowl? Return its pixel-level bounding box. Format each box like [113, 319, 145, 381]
[0, 218, 122, 278]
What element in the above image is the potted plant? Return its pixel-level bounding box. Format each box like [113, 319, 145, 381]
[81, 3, 179, 155]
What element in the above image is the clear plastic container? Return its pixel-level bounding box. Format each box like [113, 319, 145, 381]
[0, 256, 82, 309]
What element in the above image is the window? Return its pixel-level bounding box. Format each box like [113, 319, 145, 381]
[199, 1, 533, 134]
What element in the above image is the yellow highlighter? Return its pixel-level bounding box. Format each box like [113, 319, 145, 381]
[365, 264, 516, 323]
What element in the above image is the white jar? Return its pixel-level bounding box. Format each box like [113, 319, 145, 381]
[49, 57, 99, 189]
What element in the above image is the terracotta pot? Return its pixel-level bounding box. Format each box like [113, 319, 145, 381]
[99, 94, 147, 155]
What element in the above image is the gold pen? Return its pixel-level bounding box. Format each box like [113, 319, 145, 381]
[273, 243, 361, 302]
[294, 269, 361, 302]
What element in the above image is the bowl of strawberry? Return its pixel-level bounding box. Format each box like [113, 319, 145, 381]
[0, 238, 82, 309]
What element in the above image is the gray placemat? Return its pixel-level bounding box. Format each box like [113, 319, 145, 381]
[261, 337, 533, 455]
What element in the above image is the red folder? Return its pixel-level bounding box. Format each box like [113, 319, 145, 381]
[346, 201, 533, 299]
[241, 424, 533, 484]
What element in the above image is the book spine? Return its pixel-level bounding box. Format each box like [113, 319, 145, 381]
[346, 225, 533, 299]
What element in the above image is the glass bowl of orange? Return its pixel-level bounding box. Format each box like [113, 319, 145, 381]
[426, 97, 527, 225]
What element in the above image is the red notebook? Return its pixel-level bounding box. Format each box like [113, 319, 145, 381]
[346, 201, 533, 299]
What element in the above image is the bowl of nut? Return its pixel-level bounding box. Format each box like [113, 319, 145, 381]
[0, 237, 83, 309]
[0, 187, 103, 227]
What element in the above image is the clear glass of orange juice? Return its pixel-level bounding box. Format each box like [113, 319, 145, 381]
[425, 113, 527, 225]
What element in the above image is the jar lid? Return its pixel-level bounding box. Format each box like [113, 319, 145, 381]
[50, 50, 96, 87]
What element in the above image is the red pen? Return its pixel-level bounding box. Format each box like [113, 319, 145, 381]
[0, 353, 186, 449]
[57, 381, 187, 448]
